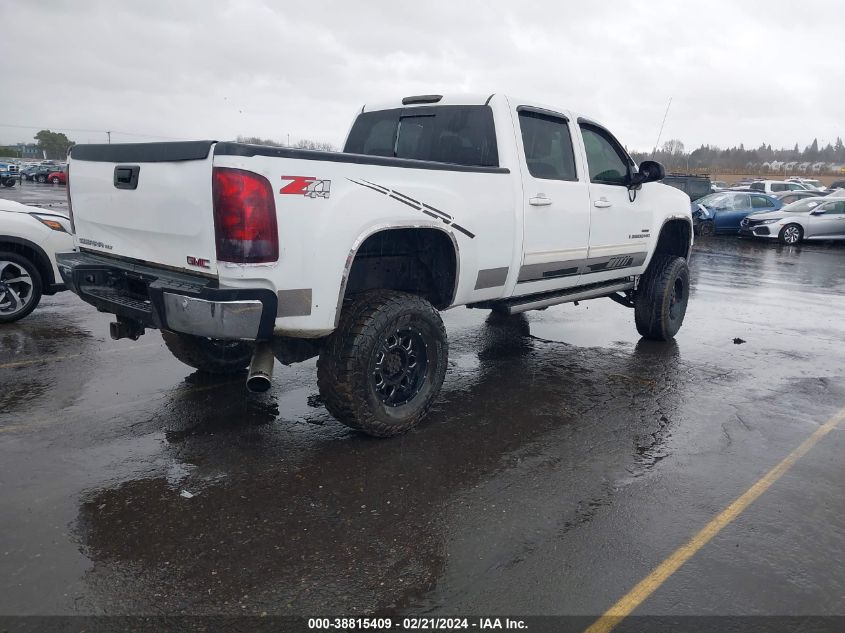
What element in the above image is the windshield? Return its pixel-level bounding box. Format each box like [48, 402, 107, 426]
[805, 180, 823, 188]
[696, 192, 746, 209]
[780, 198, 823, 213]
[696, 193, 728, 207]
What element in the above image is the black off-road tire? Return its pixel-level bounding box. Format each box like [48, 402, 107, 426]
[317, 290, 448, 437]
[634, 255, 690, 341]
[161, 330, 254, 373]
[0, 251, 43, 323]
[779, 223, 803, 245]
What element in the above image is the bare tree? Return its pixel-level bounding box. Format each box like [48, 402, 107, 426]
[235, 135, 285, 147]
[234, 136, 337, 152]
[662, 139, 685, 155]
[293, 139, 337, 152]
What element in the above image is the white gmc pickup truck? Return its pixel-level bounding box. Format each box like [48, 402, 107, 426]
[58, 93, 692, 437]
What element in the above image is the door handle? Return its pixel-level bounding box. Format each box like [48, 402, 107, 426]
[594, 198, 612, 208]
[529, 195, 552, 206]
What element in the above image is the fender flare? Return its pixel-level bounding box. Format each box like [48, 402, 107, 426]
[658, 214, 694, 258]
[332, 222, 461, 327]
[0, 234, 57, 286]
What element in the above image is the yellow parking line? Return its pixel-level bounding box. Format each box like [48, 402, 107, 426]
[0, 343, 159, 370]
[585, 406, 845, 633]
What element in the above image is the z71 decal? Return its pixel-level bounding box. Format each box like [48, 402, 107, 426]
[280, 176, 331, 199]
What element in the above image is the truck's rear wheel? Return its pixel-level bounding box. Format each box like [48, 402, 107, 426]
[317, 290, 448, 437]
[161, 330, 254, 374]
[634, 255, 689, 341]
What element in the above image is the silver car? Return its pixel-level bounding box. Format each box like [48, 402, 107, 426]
[739, 196, 845, 244]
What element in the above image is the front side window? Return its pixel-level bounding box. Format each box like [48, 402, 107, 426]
[750, 182, 764, 191]
[344, 105, 499, 168]
[518, 111, 577, 181]
[729, 193, 751, 210]
[579, 124, 630, 186]
[771, 183, 787, 192]
[821, 200, 845, 214]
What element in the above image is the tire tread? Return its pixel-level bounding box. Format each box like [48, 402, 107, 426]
[634, 255, 688, 341]
[317, 290, 447, 437]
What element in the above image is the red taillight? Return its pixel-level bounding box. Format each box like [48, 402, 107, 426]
[212, 167, 278, 263]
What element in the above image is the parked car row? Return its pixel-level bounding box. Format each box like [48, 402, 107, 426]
[692, 188, 845, 244]
[21, 163, 67, 184]
[662, 174, 840, 200]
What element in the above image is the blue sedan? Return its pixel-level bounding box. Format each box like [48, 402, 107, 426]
[692, 192, 782, 236]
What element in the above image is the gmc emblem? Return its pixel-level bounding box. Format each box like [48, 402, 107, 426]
[187, 256, 211, 269]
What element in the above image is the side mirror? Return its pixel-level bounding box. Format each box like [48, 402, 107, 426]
[810, 209, 826, 215]
[631, 160, 665, 188]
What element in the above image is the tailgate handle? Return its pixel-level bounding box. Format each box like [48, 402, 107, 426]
[114, 165, 140, 190]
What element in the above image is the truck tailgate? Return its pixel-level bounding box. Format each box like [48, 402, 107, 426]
[69, 141, 219, 275]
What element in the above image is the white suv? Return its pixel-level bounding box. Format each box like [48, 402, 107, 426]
[0, 199, 73, 322]
[750, 180, 810, 194]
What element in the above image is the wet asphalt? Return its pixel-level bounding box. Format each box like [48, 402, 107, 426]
[2, 184, 845, 620]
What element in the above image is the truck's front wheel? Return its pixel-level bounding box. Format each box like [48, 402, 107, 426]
[161, 330, 254, 374]
[317, 290, 448, 437]
[634, 255, 690, 341]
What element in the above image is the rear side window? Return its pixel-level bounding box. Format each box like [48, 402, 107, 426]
[518, 111, 577, 181]
[344, 110, 398, 157]
[344, 106, 499, 168]
[751, 195, 775, 208]
[771, 183, 787, 192]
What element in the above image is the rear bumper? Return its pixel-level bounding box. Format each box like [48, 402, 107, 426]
[56, 251, 277, 340]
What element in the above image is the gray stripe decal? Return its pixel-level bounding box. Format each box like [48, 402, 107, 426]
[518, 260, 580, 283]
[517, 252, 648, 284]
[584, 252, 647, 272]
[347, 178, 474, 239]
[474, 267, 509, 290]
[277, 289, 312, 317]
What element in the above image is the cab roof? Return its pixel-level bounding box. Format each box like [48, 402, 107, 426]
[361, 93, 495, 112]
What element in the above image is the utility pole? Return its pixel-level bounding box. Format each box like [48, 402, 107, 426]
[287, 133, 290, 147]
[106, 131, 111, 144]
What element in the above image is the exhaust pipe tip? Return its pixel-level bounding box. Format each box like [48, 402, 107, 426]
[246, 341, 275, 393]
[246, 373, 272, 393]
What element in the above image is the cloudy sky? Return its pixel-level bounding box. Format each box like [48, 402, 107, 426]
[1, 0, 841, 152]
